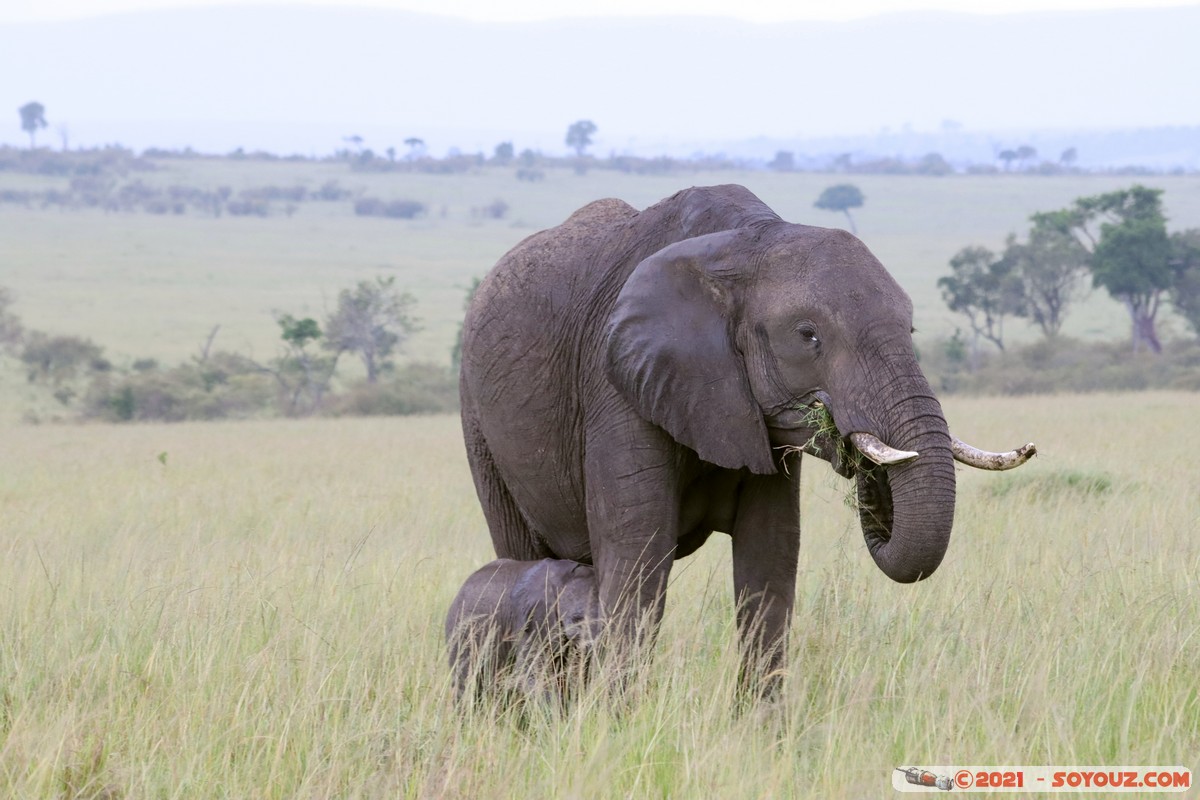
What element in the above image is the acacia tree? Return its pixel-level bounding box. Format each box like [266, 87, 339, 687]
[493, 141, 514, 164]
[1002, 221, 1090, 338]
[18, 102, 47, 148]
[21, 332, 108, 387]
[938, 245, 1025, 366]
[1169, 228, 1200, 340]
[1034, 185, 1173, 353]
[814, 184, 864, 234]
[404, 137, 425, 160]
[1015, 144, 1038, 170]
[565, 120, 597, 157]
[323, 276, 418, 383]
[265, 314, 340, 415]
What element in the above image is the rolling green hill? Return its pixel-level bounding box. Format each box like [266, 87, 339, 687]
[5, 158, 1199, 371]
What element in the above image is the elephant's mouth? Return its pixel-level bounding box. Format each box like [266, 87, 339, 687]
[762, 390, 832, 432]
[763, 391, 855, 477]
[763, 394, 901, 554]
[763, 391, 888, 479]
[764, 392, 1037, 475]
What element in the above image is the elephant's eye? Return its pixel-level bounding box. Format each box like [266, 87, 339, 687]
[798, 325, 819, 344]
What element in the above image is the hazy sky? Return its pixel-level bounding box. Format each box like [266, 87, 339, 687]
[6, 0, 1198, 23]
[4, 0, 1196, 158]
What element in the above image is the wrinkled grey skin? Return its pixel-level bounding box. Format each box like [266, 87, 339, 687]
[445, 558, 601, 703]
[459, 185, 956, 698]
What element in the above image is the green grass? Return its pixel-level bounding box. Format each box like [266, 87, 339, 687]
[4, 161, 1200, 371]
[986, 468, 1115, 500]
[1, 393, 1198, 797]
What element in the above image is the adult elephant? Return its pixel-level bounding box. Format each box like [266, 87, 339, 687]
[459, 185, 1033, 697]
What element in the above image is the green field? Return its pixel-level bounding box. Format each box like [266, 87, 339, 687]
[1, 394, 1197, 797]
[3, 161, 1200, 796]
[5, 162, 1200, 369]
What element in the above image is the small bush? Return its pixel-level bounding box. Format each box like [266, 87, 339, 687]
[925, 336, 1200, 395]
[0, 145, 152, 177]
[226, 199, 269, 217]
[329, 363, 458, 416]
[240, 185, 307, 202]
[21, 332, 108, 384]
[312, 180, 352, 201]
[83, 352, 274, 422]
[354, 197, 426, 219]
[472, 199, 509, 220]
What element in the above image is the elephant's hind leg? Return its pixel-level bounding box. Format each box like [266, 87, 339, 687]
[462, 408, 547, 560]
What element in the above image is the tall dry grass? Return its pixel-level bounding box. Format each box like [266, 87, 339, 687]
[2, 393, 1198, 797]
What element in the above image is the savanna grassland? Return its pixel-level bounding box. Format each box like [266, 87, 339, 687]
[1, 396, 1198, 797]
[3, 159, 1200, 797]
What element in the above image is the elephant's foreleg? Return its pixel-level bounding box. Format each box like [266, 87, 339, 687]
[731, 452, 802, 702]
[584, 423, 680, 687]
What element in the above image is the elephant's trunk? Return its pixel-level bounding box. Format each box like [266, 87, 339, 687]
[856, 423, 955, 583]
[834, 371, 956, 584]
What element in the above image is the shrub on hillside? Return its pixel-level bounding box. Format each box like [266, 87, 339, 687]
[312, 180, 353, 201]
[354, 197, 426, 219]
[925, 335, 1200, 395]
[83, 352, 274, 422]
[21, 333, 110, 384]
[0, 145, 153, 177]
[328, 362, 458, 416]
[240, 185, 308, 202]
[471, 199, 509, 220]
[226, 199, 270, 217]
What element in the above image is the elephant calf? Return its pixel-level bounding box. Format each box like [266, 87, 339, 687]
[445, 558, 601, 704]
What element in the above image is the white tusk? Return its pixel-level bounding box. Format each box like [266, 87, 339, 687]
[849, 432, 919, 466]
[950, 437, 1037, 470]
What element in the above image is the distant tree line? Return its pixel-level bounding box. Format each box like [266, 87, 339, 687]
[12, 101, 1196, 176]
[0, 279, 464, 424]
[936, 184, 1200, 388]
[0, 164, 445, 220]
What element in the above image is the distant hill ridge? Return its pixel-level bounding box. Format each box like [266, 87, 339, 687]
[2, 4, 1197, 166]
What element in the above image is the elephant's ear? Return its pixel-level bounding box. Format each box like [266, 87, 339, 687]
[605, 230, 776, 475]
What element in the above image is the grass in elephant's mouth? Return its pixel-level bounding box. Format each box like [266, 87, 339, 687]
[782, 400, 863, 475]
[778, 400, 869, 510]
[792, 400, 839, 439]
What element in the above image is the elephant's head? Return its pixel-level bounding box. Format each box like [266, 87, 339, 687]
[511, 559, 603, 650]
[606, 221, 1034, 584]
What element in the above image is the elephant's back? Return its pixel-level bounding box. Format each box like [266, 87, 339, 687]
[501, 197, 638, 275]
[461, 196, 638, 401]
[463, 187, 776, 366]
[471, 197, 638, 318]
